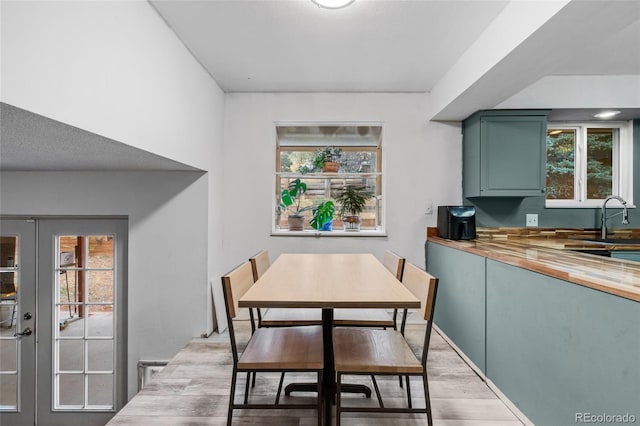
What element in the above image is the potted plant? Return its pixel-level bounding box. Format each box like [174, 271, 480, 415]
[310, 200, 335, 231]
[313, 146, 343, 173]
[280, 178, 313, 231]
[335, 185, 375, 231]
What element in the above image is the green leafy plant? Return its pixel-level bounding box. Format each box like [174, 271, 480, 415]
[280, 179, 313, 216]
[310, 200, 335, 230]
[335, 185, 375, 217]
[312, 146, 343, 171]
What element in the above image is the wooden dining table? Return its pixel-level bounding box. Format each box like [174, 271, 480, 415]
[238, 253, 421, 425]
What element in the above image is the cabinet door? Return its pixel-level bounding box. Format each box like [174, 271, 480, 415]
[480, 116, 546, 197]
[611, 251, 640, 262]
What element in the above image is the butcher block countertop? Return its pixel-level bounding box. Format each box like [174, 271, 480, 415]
[427, 227, 640, 302]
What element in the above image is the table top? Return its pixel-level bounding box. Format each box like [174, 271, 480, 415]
[238, 253, 421, 309]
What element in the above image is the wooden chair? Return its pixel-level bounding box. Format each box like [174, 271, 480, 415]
[332, 262, 438, 426]
[221, 261, 324, 425]
[249, 250, 322, 327]
[333, 250, 405, 328]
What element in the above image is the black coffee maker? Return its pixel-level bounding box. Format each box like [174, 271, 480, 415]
[437, 206, 476, 240]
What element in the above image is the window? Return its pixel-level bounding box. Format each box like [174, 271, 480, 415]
[546, 122, 633, 207]
[275, 124, 384, 234]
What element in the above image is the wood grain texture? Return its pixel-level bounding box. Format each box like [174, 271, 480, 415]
[333, 328, 422, 374]
[107, 322, 524, 425]
[427, 232, 640, 302]
[222, 261, 255, 318]
[239, 254, 420, 309]
[383, 250, 406, 280]
[250, 250, 270, 282]
[239, 326, 323, 370]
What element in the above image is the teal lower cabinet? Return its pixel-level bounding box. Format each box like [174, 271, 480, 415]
[486, 260, 640, 426]
[427, 242, 486, 374]
[611, 251, 640, 262]
[426, 242, 640, 426]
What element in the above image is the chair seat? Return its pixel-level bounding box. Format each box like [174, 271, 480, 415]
[238, 325, 323, 370]
[260, 308, 323, 327]
[333, 328, 423, 374]
[333, 308, 395, 327]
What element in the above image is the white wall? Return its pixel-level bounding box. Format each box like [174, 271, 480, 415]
[0, 0, 222, 171]
[0, 0, 226, 399]
[221, 93, 462, 325]
[0, 171, 208, 399]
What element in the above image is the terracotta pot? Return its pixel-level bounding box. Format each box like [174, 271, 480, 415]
[323, 161, 339, 173]
[287, 215, 304, 231]
[343, 215, 361, 231]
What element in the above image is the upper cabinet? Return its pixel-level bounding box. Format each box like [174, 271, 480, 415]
[463, 110, 550, 198]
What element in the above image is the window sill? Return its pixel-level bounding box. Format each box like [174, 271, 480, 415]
[271, 229, 387, 237]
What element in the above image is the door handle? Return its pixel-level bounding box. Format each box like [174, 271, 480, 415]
[15, 327, 33, 337]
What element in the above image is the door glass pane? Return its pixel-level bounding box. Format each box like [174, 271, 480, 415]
[0, 374, 17, 407]
[58, 340, 84, 372]
[546, 129, 576, 200]
[87, 340, 113, 371]
[87, 374, 113, 407]
[87, 236, 113, 269]
[54, 234, 115, 410]
[86, 306, 113, 338]
[586, 128, 614, 199]
[57, 374, 84, 406]
[87, 271, 113, 303]
[0, 236, 19, 410]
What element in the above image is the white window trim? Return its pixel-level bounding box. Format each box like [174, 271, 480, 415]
[546, 121, 634, 209]
[273, 122, 387, 236]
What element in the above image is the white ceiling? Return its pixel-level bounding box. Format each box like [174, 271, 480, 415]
[2, 1, 639, 172]
[151, 0, 510, 92]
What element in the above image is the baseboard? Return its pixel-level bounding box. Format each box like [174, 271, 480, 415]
[432, 324, 533, 426]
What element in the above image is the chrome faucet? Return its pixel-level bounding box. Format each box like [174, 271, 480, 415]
[601, 195, 629, 239]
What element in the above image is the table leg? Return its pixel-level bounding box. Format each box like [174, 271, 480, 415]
[322, 308, 334, 425]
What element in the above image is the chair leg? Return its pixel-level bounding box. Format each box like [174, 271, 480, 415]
[227, 368, 237, 426]
[275, 372, 285, 405]
[317, 371, 323, 426]
[423, 373, 433, 426]
[399, 375, 403, 388]
[243, 372, 250, 404]
[370, 375, 384, 408]
[336, 373, 342, 426]
[405, 375, 412, 408]
[251, 371, 257, 388]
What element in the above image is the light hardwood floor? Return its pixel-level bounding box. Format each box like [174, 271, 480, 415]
[108, 319, 524, 425]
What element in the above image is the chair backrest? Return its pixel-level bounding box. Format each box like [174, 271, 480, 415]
[221, 261, 255, 319]
[383, 250, 405, 281]
[401, 263, 438, 322]
[249, 250, 270, 282]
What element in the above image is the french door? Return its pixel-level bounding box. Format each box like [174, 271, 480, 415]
[0, 218, 127, 425]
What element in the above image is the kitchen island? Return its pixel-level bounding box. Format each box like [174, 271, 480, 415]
[426, 228, 639, 426]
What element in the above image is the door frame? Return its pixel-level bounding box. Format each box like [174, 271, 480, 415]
[0, 217, 128, 426]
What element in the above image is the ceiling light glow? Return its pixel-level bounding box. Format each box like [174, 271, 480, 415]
[594, 111, 621, 119]
[312, 0, 355, 9]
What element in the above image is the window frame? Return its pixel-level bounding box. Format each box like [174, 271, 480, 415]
[545, 121, 634, 208]
[273, 123, 386, 236]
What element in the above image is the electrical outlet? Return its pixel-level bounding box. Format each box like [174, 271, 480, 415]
[526, 214, 538, 227]
[425, 202, 433, 215]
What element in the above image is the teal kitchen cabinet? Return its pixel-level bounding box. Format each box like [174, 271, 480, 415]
[426, 242, 486, 373]
[611, 251, 640, 262]
[463, 110, 550, 198]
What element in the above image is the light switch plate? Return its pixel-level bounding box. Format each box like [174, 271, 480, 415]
[526, 214, 538, 227]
